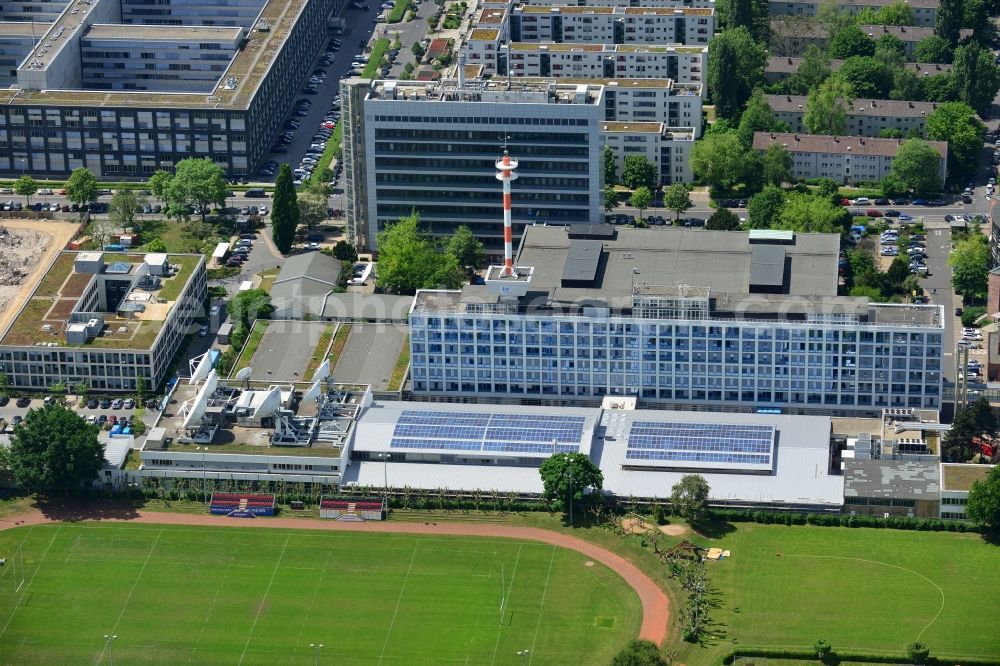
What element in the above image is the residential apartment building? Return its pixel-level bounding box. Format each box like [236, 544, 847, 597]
[513, 0, 716, 8]
[0, 0, 341, 178]
[341, 77, 604, 252]
[770, 21, 969, 58]
[939, 464, 994, 519]
[465, 40, 707, 84]
[0, 23, 36, 87]
[765, 56, 953, 84]
[409, 226, 945, 415]
[602, 122, 695, 183]
[509, 5, 715, 46]
[80, 25, 242, 92]
[0, 251, 207, 392]
[766, 95, 939, 137]
[753, 131, 948, 186]
[770, 0, 938, 27]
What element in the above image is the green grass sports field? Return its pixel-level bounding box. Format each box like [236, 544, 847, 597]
[0, 524, 640, 665]
[696, 524, 1000, 662]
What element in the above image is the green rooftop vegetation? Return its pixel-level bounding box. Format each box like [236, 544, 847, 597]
[942, 464, 993, 491]
[160, 441, 343, 457]
[33, 253, 77, 298]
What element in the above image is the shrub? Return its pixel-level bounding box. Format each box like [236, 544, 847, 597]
[906, 642, 930, 664]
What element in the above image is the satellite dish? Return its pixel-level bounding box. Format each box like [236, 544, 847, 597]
[302, 380, 322, 403]
[311, 358, 330, 383]
[234, 366, 252, 381]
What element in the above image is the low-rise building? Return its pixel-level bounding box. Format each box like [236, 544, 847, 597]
[770, 0, 938, 27]
[765, 56, 953, 84]
[602, 122, 695, 184]
[770, 20, 969, 58]
[844, 459, 941, 517]
[940, 463, 994, 519]
[752, 131, 948, 186]
[766, 94, 940, 137]
[270, 252, 344, 320]
[0, 251, 206, 392]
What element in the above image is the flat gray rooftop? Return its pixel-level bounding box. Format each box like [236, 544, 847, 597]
[244, 320, 332, 382]
[844, 459, 940, 500]
[330, 324, 408, 391]
[85, 24, 243, 41]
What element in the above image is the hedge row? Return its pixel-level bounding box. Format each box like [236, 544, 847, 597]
[710, 508, 982, 533]
[722, 647, 1000, 666]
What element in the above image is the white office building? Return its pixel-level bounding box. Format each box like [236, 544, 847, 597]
[509, 5, 715, 46]
[602, 122, 695, 184]
[409, 226, 945, 416]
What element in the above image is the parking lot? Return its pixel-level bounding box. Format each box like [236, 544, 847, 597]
[0, 395, 159, 435]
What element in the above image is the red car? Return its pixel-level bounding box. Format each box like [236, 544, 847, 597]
[866, 209, 882, 217]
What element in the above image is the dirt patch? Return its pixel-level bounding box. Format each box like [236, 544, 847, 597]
[657, 524, 688, 536]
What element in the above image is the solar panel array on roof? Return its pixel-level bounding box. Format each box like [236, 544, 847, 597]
[390, 410, 586, 455]
[625, 421, 775, 470]
[104, 261, 132, 274]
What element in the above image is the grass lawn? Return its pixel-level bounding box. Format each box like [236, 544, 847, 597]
[303, 324, 335, 379]
[362, 38, 390, 79]
[256, 267, 281, 293]
[327, 323, 351, 371]
[231, 320, 268, 376]
[680, 524, 1000, 663]
[0, 523, 640, 665]
[387, 0, 410, 22]
[387, 334, 409, 390]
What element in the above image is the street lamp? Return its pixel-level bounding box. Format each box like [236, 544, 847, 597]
[517, 649, 530, 665]
[375, 452, 389, 504]
[563, 467, 574, 526]
[103, 634, 118, 666]
[197, 446, 208, 506]
[310, 642, 324, 666]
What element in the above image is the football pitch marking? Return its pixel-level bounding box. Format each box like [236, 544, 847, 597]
[238, 534, 291, 666]
[0, 524, 60, 641]
[490, 544, 524, 666]
[96, 529, 163, 664]
[527, 545, 557, 666]
[377, 539, 420, 666]
[783, 554, 946, 641]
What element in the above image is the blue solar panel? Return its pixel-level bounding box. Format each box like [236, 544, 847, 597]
[625, 421, 775, 468]
[389, 409, 586, 454]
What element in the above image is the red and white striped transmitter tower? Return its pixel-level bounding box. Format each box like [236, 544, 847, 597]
[495, 148, 519, 278]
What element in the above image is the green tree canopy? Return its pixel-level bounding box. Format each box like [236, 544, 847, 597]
[622, 155, 657, 189]
[164, 158, 228, 222]
[690, 130, 754, 195]
[919, 73, 959, 102]
[630, 185, 654, 222]
[737, 88, 780, 148]
[148, 169, 173, 203]
[603, 146, 618, 185]
[705, 207, 742, 230]
[538, 452, 604, 520]
[856, 1, 915, 25]
[65, 168, 98, 208]
[707, 26, 767, 122]
[271, 164, 299, 254]
[661, 184, 691, 221]
[785, 45, 832, 94]
[747, 185, 786, 229]
[827, 25, 876, 59]
[762, 143, 792, 187]
[890, 67, 922, 101]
[836, 56, 893, 99]
[603, 184, 619, 212]
[804, 76, 854, 135]
[943, 397, 996, 462]
[935, 0, 964, 45]
[376, 213, 464, 294]
[777, 192, 851, 233]
[297, 181, 329, 231]
[109, 189, 139, 232]
[9, 404, 104, 496]
[952, 42, 1000, 114]
[670, 474, 711, 524]
[228, 288, 273, 330]
[948, 233, 989, 302]
[332, 240, 358, 262]
[610, 639, 669, 666]
[915, 35, 954, 63]
[13, 174, 38, 205]
[965, 465, 1000, 531]
[890, 138, 943, 194]
[926, 101, 986, 185]
[446, 225, 485, 271]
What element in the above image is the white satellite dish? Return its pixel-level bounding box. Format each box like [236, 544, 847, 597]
[189, 351, 213, 384]
[251, 386, 282, 419]
[311, 358, 330, 383]
[234, 366, 252, 381]
[302, 380, 322, 404]
[181, 370, 218, 429]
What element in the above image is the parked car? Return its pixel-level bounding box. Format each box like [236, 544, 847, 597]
[866, 209, 882, 217]
[124, 398, 135, 409]
[883, 209, 900, 217]
[16, 397, 30, 408]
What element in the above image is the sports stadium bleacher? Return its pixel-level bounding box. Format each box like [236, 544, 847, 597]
[210, 492, 276, 517]
[320, 497, 385, 521]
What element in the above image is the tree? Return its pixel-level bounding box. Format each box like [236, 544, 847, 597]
[662, 184, 694, 222]
[538, 452, 604, 520]
[737, 89, 779, 148]
[446, 224, 485, 271]
[0, 372, 9, 399]
[747, 186, 786, 229]
[706, 207, 742, 230]
[906, 643, 931, 665]
[837, 56, 894, 98]
[630, 185, 654, 223]
[920, 73, 959, 102]
[142, 238, 168, 253]
[604, 184, 619, 212]
[943, 396, 996, 461]
[936, 0, 964, 45]
[610, 640, 668, 666]
[915, 35, 954, 64]
[297, 181, 328, 231]
[926, 102, 985, 184]
[965, 0, 996, 46]
[9, 404, 103, 496]
[376, 213, 464, 294]
[707, 27, 767, 122]
[762, 143, 792, 187]
[89, 217, 117, 248]
[603, 146, 618, 185]
[952, 42, 1000, 115]
[890, 67, 922, 102]
[228, 288, 273, 330]
[135, 376, 147, 401]
[817, 1, 855, 34]
[856, 2, 914, 25]
[332, 240, 358, 262]
[691, 130, 752, 195]
[827, 25, 876, 59]
[622, 155, 657, 190]
[148, 169, 173, 203]
[718, 0, 753, 31]
[948, 234, 990, 302]
[670, 474, 710, 524]
[890, 139, 943, 194]
[109, 189, 139, 233]
[13, 174, 38, 206]
[965, 465, 1000, 531]
[778, 192, 851, 233]
[814, 639, 833, 660]
[65, 167, 98, 211]
[164, 158, 228, 222]
[271, 164, 299, 254]
[411, 41, 425, 58]
[804, 77, 853, 135]
[786, 45, 832, 95]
